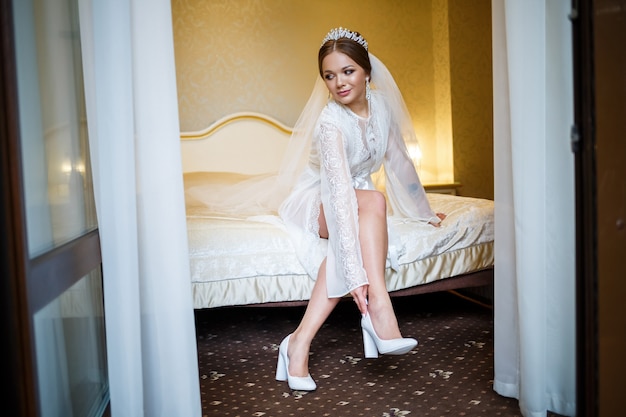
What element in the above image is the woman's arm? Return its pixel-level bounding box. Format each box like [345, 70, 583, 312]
[317, 119, 369, 296]
[383, 122, 443, 225]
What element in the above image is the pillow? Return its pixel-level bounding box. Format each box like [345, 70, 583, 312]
[183, 171, 252, 188]
[183, 171, 253, 208]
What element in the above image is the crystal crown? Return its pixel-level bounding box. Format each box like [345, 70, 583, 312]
[321, 27, 368, 51]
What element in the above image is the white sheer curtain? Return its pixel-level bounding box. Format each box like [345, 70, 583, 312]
[79, 0, 201, 416]
[492, 1, 576, 416]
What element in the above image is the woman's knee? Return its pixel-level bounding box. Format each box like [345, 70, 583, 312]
[356, 190, 387, 216]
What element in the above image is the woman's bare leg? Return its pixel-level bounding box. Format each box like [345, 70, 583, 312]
[354, 189, 402, 340]
[287, 259, 340, 377]
[285, 205, 338, 377]
[287, 190, 401, 376]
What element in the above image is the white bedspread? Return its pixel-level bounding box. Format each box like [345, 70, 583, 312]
[186, 191, 494, 309]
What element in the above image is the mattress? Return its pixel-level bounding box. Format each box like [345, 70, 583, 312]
[186, 189, 494, 309]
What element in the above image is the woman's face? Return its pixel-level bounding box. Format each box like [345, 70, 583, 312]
[321, 51, 368, 112]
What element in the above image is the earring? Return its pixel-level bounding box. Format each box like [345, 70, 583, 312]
[366, 78, 371, 101]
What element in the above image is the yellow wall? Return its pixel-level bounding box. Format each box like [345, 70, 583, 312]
[172, 0, 493, 198]
[449, 1, 493, 199]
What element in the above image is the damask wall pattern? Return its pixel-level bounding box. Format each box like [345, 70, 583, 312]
[448, 1, 493, 199]
[171, 0, 493, 196]
[432, 0, 454, 184]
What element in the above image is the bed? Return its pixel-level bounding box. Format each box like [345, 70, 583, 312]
[181, 112, 494, 309]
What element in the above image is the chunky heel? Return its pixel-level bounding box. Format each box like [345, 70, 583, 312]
[360, 313, 418, 357]
[275, 349, 287, 381]
[275, 334, 317, 391]
[362, 328, 379, 358]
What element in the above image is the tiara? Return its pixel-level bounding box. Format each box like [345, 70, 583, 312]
[321, 27, 368, 51]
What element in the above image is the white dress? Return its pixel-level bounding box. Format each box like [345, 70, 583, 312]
[279, 90, 439, 298]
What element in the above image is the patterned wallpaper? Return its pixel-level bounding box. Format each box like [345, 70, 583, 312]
[448, 1, 493, 199]
[171, 0, 493, 198]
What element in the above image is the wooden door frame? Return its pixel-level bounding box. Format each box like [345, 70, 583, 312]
[572, 2, 597, 416]
[0, 0, 37, 414]
[1, 0, 108, 415]
[576, 1, 626, 415]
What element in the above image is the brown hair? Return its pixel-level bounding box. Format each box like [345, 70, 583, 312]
[318, 35, 372, 79]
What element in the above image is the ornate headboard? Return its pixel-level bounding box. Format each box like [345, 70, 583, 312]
[180, 112, 293, 175]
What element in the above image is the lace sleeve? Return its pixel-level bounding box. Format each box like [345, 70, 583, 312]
[318, 120, 369, 296]
[383, 122, 440, 223]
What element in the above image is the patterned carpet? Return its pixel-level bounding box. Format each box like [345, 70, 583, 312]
[195, 290, 524, 416]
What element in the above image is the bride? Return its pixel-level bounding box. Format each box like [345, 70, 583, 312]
[274, 27, 445, 391]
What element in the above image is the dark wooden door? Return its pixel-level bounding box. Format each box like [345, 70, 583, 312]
[573, 0, 626, 415]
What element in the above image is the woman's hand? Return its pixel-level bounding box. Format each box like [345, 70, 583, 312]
[351, 284, 369, 315]
[430, 212, 446, 227]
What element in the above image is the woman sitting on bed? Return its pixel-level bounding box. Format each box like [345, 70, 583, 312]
[275, 27, 446, 391]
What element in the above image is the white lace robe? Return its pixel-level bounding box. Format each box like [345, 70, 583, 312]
[279, 91, 439, 297]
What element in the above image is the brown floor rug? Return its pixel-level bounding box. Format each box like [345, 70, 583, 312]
[195, 290, 524, 416]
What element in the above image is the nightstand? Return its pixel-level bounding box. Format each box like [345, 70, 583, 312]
[424, 182, 462, 195]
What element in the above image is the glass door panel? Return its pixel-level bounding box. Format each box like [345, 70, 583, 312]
[13, 0, 97, 258]
[33, 269, 108, 417]
[11, 0, 108, 415]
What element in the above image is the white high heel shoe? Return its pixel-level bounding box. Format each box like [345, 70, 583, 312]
[275, 334, 317, 391]
[361, 312, 418, 358]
